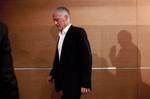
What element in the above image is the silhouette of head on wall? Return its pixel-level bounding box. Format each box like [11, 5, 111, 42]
[117, 30, 132, 48]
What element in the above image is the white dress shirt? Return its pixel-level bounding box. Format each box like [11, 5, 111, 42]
[58, 24, 71, 60]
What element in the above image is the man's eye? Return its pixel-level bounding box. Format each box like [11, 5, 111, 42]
[55, 19, 59, 21]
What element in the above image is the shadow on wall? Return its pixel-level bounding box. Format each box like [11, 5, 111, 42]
[93, 53, 108, 67]
[108, 30, 150, 99]
[108, 30, 141, 99]
[92, 30, 150, 99]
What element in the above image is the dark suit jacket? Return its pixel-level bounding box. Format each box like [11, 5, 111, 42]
[0, 22, 19, 99]
[50, 25, 92, 97]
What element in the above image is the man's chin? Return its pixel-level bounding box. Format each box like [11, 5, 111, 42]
[57, 27, 62, 31]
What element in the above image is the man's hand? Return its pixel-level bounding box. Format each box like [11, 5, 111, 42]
[109, 45, 116, 59]
[48, 76, 54, 85]
[81, 87, 91, 94]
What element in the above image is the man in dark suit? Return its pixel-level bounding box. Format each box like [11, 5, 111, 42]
[48, 7, 92, 99]
[0, 22, 19, 99]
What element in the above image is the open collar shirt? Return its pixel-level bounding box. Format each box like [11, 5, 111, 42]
[58, 24, 72, 60]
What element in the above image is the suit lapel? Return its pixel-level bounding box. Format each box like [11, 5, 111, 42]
[59, 25, 73, 61]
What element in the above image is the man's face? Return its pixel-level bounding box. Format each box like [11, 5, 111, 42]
[52, 12, 67, 31]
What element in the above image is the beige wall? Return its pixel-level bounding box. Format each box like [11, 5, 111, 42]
[1, 0, 150, 99]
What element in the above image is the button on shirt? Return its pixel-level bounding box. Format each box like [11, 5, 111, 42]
[58, 24, 71, 60]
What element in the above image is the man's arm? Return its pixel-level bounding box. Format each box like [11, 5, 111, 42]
[48, 48, 58, 84]
[77, 28, 92, 93]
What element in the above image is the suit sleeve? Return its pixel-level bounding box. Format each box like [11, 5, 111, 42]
[49, 52, 57, 77]
[77, 28, 92, 89]
[49, 53, 56, 77]
[49, 47, 59, 77]
[0, 24, 13, 71]
[0, 23, 19, 98]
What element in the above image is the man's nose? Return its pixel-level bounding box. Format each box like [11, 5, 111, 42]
[54, 21, 58, 25]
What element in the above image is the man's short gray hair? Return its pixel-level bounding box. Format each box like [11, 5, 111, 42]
[55, 6, 70, 17]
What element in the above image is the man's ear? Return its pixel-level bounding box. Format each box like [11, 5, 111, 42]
[64, 15, 68, 21]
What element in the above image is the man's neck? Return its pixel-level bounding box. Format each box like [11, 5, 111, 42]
[61, 23, 71, 32]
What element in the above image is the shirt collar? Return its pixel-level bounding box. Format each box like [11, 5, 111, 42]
[59, 24, 72, 36]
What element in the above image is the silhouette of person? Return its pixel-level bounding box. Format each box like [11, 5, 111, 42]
[109, 30, 141, 99]
[0, 22, 19, 99]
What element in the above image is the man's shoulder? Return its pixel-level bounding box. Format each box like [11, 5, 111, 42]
[71, 25, 85, 31]
[70, 25, 86, 35]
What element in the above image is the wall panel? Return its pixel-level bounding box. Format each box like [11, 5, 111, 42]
[0, 0, 150, 99]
